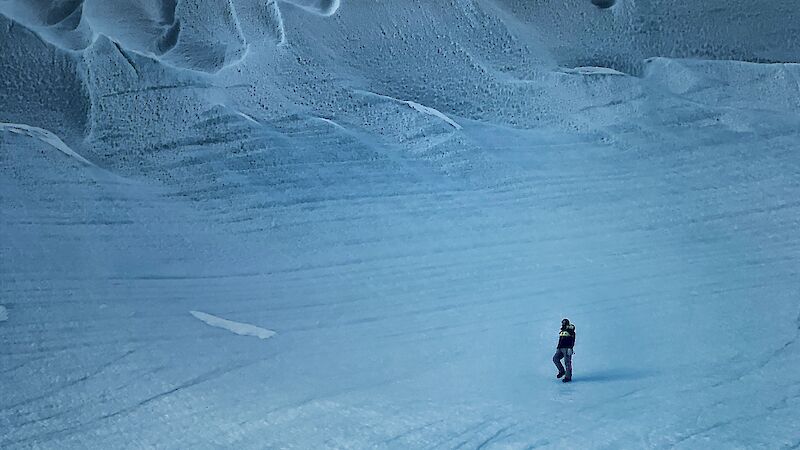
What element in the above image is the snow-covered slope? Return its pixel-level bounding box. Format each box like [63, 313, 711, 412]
[2, 1, 799, 448]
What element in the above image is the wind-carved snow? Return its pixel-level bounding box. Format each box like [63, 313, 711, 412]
[0, 0, 338, 73]
[0, 305, 7, 322]
[190, 311, 276, 340]
[1, 122, 94, 166]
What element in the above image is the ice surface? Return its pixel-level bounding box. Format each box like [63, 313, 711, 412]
[1, 1, 800, 448]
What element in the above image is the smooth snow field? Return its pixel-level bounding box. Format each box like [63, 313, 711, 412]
[1, 1, 800, 449]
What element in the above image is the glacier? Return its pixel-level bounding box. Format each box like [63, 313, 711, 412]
[1, 0, 799, 448]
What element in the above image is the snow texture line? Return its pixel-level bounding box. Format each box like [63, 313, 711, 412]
[5, 358, 266, 447]
[475, 423, 516, 450]
[0, 349, 137, 412]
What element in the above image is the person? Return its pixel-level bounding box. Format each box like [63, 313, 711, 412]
[553, 318, 576, 382]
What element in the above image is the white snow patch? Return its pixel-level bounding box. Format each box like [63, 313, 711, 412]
[0, 0, 339, 72]
[1, 122, 94, 166]
[560, 66, 627, 76]
[315, 116, 347, 131]
[405, 101, 463, 130]
[190, 310, 276, 340]
[0, 305, 7, 322]
[354, 90, 462, 130]
[235, 110, 261, 125]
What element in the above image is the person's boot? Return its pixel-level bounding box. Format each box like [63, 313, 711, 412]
[562, 376, 572, 383]
[556, 370, 565, 379]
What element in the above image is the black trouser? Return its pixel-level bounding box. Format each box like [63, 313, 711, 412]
[553, 348, 573, 378]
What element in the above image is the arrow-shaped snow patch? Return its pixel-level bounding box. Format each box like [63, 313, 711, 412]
[190, 311, 276, 340]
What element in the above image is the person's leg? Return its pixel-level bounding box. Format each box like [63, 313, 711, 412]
[564, 348, 573, 380]
[553, 349, 565, 377]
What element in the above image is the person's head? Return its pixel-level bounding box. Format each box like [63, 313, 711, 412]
[561, 318, 570, 327]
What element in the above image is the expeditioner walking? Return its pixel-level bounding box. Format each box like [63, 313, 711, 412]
[553, 318, 576, 382]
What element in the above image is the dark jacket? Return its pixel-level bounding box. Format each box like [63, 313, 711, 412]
[557, 324, 576, 349]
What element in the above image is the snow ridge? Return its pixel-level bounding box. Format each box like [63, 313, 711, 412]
[405, 101, 463, 130]
[355, 90, 462, 130]
[1, 122, 94, 166]
[190, 310, 276, 340]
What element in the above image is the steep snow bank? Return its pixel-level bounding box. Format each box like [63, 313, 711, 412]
[0, 0, 94, 50]
[0, 0, 337, 73]
[0, 16, 89, 138]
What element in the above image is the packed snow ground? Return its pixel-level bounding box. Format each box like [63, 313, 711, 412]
[2, 1, 800, 448]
